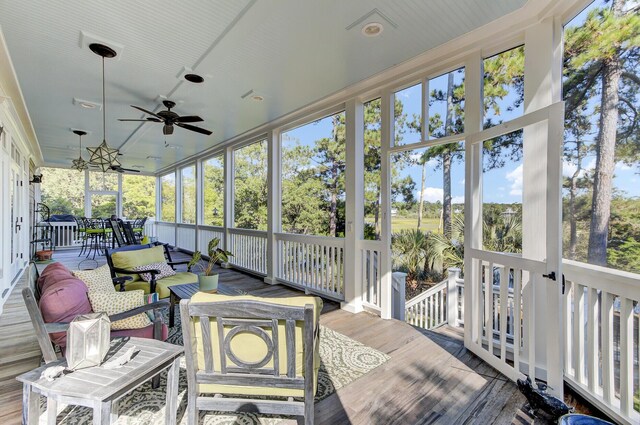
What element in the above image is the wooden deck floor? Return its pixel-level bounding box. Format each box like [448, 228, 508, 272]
[0, 247, 532, 424]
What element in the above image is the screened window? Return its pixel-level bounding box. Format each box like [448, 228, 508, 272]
[122, 174, 156, 220]
[160, 173, 176, 222]
[39, 167, 85, 216]
[427, 67, 465, 139]
[88, 171, 118, 191]
[364, 98, 382, 240]
[393, 83, 422, 146]
[483, 46, 525, 129]
[181, 165, 196, 224]
[281, 111, 346, 237]
[203, 156, 224, 226]
[234, 140, 267, 230]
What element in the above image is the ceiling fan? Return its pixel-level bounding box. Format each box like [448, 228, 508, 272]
[89, 160, 140, 173]
[119, 100, 212, 136]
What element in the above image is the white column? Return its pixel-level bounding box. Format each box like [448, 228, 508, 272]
[523, 17, 564, 397]
[265, 130, 281, 285]
[116, 173, 123, 218]
[463, 51, 483, 347]
[223, 147, 234, 253]
[155, 175, 161, 222]
[195, 159, 203, 251]
[342, 99, 364, 313]
[380, 89, 394, 319]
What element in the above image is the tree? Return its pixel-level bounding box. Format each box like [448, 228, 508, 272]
[234, 140, 268, 230]
[564, 0, 640, 266]
[40, 167, 85, 216]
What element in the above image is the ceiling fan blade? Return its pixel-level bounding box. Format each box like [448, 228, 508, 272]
[176, 123, 212, 135]
[175, 115, 203, 123]
[111, 165, 140, 173]
[163, 124, 174, 135]
[130, 105, 164, 120]
[118, 119, 153, 122]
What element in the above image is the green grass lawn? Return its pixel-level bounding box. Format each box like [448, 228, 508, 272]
[391, 216, 441, 233]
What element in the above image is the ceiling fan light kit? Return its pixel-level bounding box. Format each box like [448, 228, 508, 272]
[85, 43, 120, 173]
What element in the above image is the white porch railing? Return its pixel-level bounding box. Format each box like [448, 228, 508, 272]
[563, 260, 640, 425]
[156, 222, 176, 246]
[361, 240, 383, 311]
[404, 268, 463, 330]
[275, 233, 345, 301]
[197, 226, 224, 253]
[176, 224, 196, 252]
[48, 222, 80, 248]
[228, 228, 267, 276]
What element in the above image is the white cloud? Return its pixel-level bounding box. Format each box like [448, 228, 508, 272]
[460, 178, 465, 185]
[427, 158, 438, 168]
[409, 153, 422, 162]
[421, 187, 443, 203]
[506, 164, 523, 197]
[452, 196, 465, 203]
[563, 160, 578, 178]
[616, 162, 632, 171]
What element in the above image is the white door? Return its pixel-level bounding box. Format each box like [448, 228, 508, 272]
[10, 158, 23, 279]
[463, 101, 565, 396]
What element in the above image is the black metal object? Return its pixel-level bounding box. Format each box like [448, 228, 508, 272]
[184, 73, 204, 83]
[120, 100, 212, 136]
[543, 271, 556, 281]
[517, 376, 573, 420]
[89, 43, 116, 58]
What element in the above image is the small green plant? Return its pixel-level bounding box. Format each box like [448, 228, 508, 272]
[187, 238, 233, 276]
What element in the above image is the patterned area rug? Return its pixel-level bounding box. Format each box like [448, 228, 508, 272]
[41, 319, 389, 424]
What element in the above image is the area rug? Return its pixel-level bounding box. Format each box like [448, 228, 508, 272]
[41, 324, 389, 424]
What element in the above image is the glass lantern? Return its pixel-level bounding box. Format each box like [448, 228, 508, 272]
[66, 313, 110, 370]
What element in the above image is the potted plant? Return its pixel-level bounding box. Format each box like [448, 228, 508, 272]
[187, 237, 233, 293]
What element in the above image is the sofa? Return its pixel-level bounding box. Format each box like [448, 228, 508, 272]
[28, 262, 169, 358]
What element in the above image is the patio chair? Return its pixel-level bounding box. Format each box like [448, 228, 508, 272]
[84, 218, 111, 259]
[73, 216, 88, 256]
[180, 292, 322, 425]
[121, 221, 138, 245]
[132, 217, 147, 242]
[107, 218, 129, 247]
[106, 243, 197, 298]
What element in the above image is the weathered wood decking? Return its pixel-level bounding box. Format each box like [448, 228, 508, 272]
[0, 247, 532, 424]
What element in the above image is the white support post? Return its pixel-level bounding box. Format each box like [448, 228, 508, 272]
[463, 51, 482, 346]
[195, 159, 203, 251]
[447, 268, 461, 327]
[223, 147, 234, 254]
[523, 17, 564, 397]
[342, 99, 364, 313]
[380, 89, 393, 320]
[116, 173, 123, 218]
[155, 175, 161, 222]
[265, 130, 281, 285]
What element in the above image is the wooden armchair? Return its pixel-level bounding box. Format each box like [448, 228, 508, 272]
[180, 292, 322, 425]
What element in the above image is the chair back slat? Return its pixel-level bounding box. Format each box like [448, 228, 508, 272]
[272, 318, 280, 377]
[200, 316, 214, 373]
[22, 286, 58, 363]
[286, 319, 296, 378]
[216, 317, 227, 373]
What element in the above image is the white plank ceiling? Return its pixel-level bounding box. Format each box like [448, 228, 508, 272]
[0, 0, 526, 172]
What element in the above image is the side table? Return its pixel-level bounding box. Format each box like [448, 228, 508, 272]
[16, 337, 183, 425]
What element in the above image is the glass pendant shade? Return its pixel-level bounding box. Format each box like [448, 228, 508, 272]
[86, 43, 119, 173]
[71, 156, 88, 171]
[87, 140, 119, 172]
[71, 129, 89, 171]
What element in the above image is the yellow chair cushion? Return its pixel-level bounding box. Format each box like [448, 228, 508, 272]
[190, 292, 322, 398]
[111, 245, 165, 282]
[116, 271, 198, 298]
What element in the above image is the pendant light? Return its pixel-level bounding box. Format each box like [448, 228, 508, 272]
[86, 43, 119, 172]
[71, 130, 88, 171]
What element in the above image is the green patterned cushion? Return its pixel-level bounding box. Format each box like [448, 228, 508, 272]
[73, 264, 115, 293]
[88, 290, 152, 330]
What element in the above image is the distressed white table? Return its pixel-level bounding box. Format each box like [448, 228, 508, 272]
[16, 337, 184, 425]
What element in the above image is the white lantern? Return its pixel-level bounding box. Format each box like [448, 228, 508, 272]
[66, 313, 110, 370]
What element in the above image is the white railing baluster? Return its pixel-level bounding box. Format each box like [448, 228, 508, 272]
[620, 298, 634, 417]
[574, 283, 585, 383]
[499, 267, 508, 361]
[601, 291, 614, 404]
[587, 287, 598, 393]
[513, 269, 522, 375]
